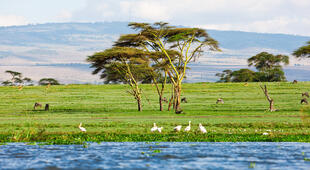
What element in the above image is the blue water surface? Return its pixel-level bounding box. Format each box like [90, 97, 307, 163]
[0, 142, 310, 169]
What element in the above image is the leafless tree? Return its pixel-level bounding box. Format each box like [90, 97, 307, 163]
[260, 85, 276, 111]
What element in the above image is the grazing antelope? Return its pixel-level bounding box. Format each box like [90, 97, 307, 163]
[181, 97, 188, 103]
[302, 92, 309, 98]
[293, 80, 298, 84]
[44, 104, 49, 111]
[175, 110, 183, 114]
[162, 97, 168, 103]
[34, 102, 42, 110]
[216, 98, 224, 104]
[301, 98, 308, 105]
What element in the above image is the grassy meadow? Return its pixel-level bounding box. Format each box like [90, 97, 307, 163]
[0, 82, 310, 144]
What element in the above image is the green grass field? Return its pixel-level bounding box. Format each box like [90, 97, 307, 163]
[0, 82, 310, 143]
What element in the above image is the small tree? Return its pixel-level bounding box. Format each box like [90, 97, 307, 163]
[39, 78, 60, 85]
[23, 77, 33, 86]
[248, 52, 289, 82]
[216, 69, 255, 82]
[293, 41, 310, 58]
[87, 47, 153, 111]
[1, 80, 13, 86]
[3, 70, 22, 86]
[215, 70, 233, 82]
[232, 69, 256, 82]
[260, 85, 276, 112]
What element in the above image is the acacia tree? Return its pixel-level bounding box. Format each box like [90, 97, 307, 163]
[116, 22, 220, 113]
[87, 47, 152, 111]
[23, 77, 33, 86]
[215, 69, 233, 82]
[148, 54, 170, 111]
[114, 24, 179, 111]
[248, 52, 289, 82]
[2, 70, 33, 86]
[293, 41, 310, 58]
[38, 78, 60, 85]
[4, 70, 22, 86]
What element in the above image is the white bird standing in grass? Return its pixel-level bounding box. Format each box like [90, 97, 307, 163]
[157, 127, 163, 133]
[174, 125, 182, 132]
[151, 123, 158, 132]
[184, 121, 191, 132]
[78, 122, 86, 132]
[199, 123, 207, 134]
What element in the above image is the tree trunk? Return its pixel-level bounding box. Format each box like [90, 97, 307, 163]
[174, 83, 182, 113]
[269, 99, 275, 112]
[168, 95, 173, 111]
[159, 96, 163, 111]
[168, 84, 174, 111]
[260, 85, 276, 112]
[137, 96, 142, 111]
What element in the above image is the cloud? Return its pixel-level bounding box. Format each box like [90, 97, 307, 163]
[0, 15, 28, 26]
[64, 0, 310, 36]
[197, 17, 310, 36]
[55, 10, 73, 22]
[3, 0, 308, 35]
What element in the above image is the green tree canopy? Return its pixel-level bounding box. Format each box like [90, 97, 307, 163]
[39, 78, 60, 85]
[248, 52, 289, 72]
[215, 69, 233, 82]
[87, 47, 154, 84]
[87, 46, 158, 111]
[2, 70, 29, 86]
[216, 69, 256, 82]
[293, 41, 310, 58]
[216, 52, 289, 82]
[231, 69, 256, 82]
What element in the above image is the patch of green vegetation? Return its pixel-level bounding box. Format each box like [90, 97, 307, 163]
[249, 162, 256, 168]
[0, 82, 309, 143]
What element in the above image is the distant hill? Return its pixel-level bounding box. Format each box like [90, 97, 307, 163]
[0, 22, 309, 84]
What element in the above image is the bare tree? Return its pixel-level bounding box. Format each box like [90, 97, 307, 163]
[260, 85, 276, 111]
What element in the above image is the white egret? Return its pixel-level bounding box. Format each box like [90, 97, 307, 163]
[78, 123, 86, 132]
[174, 125, 182, 132]
[151, 123, 158, 132]
[184, 121, 191, 132]
[263, 132, 269, 135]
[199, 123, 207, 134]
[157, 127, 163, 133]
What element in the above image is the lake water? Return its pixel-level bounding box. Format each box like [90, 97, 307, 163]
[0, 142, 310, 169]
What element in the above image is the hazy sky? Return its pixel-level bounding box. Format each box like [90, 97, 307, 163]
[1, 0, 310, 36]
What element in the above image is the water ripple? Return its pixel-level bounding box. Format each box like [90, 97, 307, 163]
[0, 142, 310, 169]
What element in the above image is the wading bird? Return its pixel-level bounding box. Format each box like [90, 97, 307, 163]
[174, 125, 182, 132]
[199, 123, 207, 134]
[184, 121, 191, 132]
[157, 127, 163, 133]
[151, 123, 158, 132]
[78, 123, 86, 132]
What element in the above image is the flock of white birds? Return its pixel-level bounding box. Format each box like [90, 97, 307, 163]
[151, 121, 207, 134]
[77, 121, 207, 134]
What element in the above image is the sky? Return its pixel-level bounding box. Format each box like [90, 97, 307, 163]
[0, 0, 310, 36]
